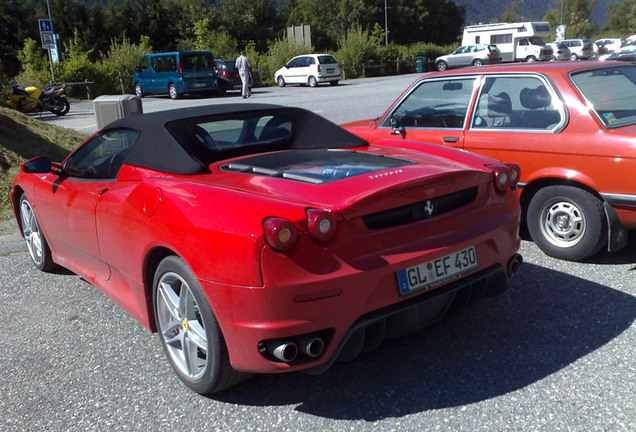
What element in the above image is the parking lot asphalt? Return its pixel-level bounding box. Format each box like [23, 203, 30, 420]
[2, 75, 634, 431]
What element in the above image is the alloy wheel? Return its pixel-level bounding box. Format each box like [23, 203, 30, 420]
[156, 271, 208, 381]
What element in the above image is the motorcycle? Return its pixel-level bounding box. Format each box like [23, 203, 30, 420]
[5, 81, 70, 116]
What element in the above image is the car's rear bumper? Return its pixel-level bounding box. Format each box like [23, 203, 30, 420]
[317, 73, 341, 82]
[199, 215, 521, 374]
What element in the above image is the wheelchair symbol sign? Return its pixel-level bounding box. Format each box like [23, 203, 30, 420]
[39, 19, 52, 32]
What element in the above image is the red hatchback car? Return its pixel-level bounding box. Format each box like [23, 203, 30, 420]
[11, 104, 522, 394]
[343, 61, 636, 261]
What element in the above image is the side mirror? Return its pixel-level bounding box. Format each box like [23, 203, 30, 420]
[23, 156, 51, 174]
[390, 116, 406, 139]
[134, 66, 142, 73]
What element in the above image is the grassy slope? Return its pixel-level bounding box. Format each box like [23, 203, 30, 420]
[0, 107, 85, 221]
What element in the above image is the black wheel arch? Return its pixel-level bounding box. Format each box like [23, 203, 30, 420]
[11, 186, 25, 233]
[143, 246, 178, 332]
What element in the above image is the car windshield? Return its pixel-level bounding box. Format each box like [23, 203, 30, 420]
[529, 37, 545, 45]
[571, 66, 636, 128]
[181, 53, 214, 71]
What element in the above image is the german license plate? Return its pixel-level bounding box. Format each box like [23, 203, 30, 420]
[194, 82, 206, 88]
[397, 246, 478, 296]
[327, 69, 334, 74]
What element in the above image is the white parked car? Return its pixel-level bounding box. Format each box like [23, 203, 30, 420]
[548, 42, 571, 61]
[595, 38, 625, 54]
[274, 54, 341, 88]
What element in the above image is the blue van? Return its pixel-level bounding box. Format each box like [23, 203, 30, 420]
[132, 51, 218, 99]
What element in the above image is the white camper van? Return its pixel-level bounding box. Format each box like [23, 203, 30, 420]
[462, 22, 554, 62]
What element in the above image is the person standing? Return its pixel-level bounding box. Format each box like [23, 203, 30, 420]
[235, 50, 252, 99]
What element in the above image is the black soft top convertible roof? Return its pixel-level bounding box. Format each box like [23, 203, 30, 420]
[105, 103, 368, 175]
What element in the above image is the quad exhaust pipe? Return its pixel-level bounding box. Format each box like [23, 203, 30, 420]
[507, 253, 523, 278]
[264, 334, 326, 363]
[266, 340, 299, 363]
[297, 335, 325, 358]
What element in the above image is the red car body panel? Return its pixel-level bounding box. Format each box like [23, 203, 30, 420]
[10, 105, 521, 376]
[342, 61, 636, 231]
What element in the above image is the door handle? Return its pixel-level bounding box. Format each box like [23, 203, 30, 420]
[443, 136, 460, 143]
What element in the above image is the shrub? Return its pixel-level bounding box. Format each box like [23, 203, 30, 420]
[100, 36, 152, 94]
[259, 38, 308, 85]
[193, 19, 238, 59]
[335, 25, 379, 79]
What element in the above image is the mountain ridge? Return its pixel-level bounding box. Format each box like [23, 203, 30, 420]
[455, 0, 612, 27]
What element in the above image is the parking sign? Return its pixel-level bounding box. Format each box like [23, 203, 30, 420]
[39, 19, 52, 32]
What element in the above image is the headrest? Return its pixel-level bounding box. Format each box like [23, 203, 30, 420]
[520, 86, 551, 109]
[488, 92, 512, 116]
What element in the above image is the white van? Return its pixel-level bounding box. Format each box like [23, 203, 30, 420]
[462, 22, 553, 62]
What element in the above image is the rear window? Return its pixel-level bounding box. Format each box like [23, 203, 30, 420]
[181, 52, 215, 71]
[220, 150, 414, 184]
[571, 66, 636, 128]
[318, 55, 338, 65]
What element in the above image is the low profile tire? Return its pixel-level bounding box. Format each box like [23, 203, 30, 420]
[168, 83, 180, 100]
[134, 82, 144, 98]
[19, 195, 56, 272]
[308, 76, 318, 87]
[277, 76, 286, 87]
[329, 80, 339, 86]
[436, 61, 448, 71]
[527, 186, 606, 261]
[472, 59, 483, 66]
[153, 256, 247, 395]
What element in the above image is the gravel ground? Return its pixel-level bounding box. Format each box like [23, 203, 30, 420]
[0, 234, 633, 432]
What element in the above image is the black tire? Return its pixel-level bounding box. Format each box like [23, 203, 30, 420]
[19, 195, 56, 272]
[570, 53, 578, 61]
[134, 82, 144, 98]
[48, 97, 70, 116]
[526, 56, 537, 62]
[329, 80, 339, 86]
[153, 256, 248, 395]
[168, 83, 180, 100]
[527, 186, 606, 261]
[308, 76, 318, 87]
[436, 61, 448, 71]
[277, 76, 286, 87]
[472, 59, 483, 66]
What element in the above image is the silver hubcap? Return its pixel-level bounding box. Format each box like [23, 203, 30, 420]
[135, 84, 141, 96]
[540, 200, 586, 247]
[20, 200, 43, 265]
[169, 86, 176, 98]
[156, 272, 208, 380]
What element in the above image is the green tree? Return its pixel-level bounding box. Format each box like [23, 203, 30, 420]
[193, 18, 238, 59]
[0, 0, 42, 76]
[219, 0, 284, 52]
[604, 0, 636, 35]
[501, 1, 523, 22]
[543, 0, 598, 39]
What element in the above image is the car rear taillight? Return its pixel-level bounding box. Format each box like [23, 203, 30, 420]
[178, 61, 183, 76]
[505, 163, 521, 189]
[263, 218, 297, 251]
[488, 163, 521, 193]
[306, 209, 336, 241]
[317, 64, 321, 73]
[221, 70, 230, 78]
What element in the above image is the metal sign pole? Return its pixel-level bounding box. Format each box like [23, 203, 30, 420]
[46, 0, 55, 82]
